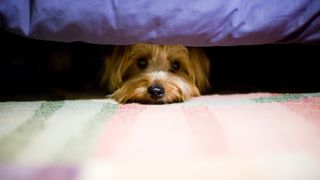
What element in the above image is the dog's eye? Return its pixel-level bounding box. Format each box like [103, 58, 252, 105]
[170, 61, 180, 72]
[137, 58, 148, 69]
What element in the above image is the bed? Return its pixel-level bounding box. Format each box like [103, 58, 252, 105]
[1, 0, 320, 45]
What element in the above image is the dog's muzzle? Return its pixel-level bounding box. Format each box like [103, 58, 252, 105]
[147, 84, 165, 100]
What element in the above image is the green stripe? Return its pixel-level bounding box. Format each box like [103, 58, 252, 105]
[55, 102, 117, 163]
[0, 101, 64, 161]
[304, 92, 320, 98]
[252, 94, 307, 103]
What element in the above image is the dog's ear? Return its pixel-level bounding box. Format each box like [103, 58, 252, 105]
[100, 46, 130, 93]
[187, 48, 211, 93]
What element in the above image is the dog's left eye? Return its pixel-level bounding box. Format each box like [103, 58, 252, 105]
[170, 61, 180, 72]
[137, 58, 148, 69]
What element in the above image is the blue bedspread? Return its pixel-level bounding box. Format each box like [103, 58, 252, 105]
[1, 0, 319, 46]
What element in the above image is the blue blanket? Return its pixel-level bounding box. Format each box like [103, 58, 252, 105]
[1, 0, 319, 46]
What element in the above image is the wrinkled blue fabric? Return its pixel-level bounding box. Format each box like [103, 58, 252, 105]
[1, 0, 319, 46]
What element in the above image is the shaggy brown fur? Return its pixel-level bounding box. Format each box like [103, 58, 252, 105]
[100, 44, 210, 104]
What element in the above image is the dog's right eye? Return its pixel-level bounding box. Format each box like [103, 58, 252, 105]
[137, 58, 148, 69]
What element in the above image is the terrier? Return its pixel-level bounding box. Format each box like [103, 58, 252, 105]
[101, 44, 210, 104]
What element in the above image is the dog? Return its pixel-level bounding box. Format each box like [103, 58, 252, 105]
[100, 44, 211, 104]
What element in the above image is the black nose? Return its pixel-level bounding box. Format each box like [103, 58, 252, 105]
[147, 85, 165, 100]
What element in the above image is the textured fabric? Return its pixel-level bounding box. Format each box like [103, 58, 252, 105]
[1, 93, 320, 180]
[0, 0, 320, 46]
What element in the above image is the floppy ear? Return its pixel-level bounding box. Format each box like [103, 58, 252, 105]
[187, 47, 211, 93]
[100, 46, 130, 93]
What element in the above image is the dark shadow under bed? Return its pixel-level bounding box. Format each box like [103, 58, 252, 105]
[0, 30, 319, 101]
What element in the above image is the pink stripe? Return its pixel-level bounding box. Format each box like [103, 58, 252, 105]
[209, 103, 320, 153]
[282, 97, 320, 129]
[194, 93, 273, 101]
[182, 106, 227, 155]
[93, 96, 320, 161]
[95, 105, 227, 160]
[94, 104, 146, 158]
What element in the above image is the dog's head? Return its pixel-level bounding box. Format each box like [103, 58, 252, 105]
[101, 44, 210, 104]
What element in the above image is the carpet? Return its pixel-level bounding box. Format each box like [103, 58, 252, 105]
[1, 93, 320, 180]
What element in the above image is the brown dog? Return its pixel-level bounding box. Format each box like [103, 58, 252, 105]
[101, 44, 210, 104]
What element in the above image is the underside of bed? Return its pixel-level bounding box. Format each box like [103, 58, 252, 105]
[1, 30, 319, 100]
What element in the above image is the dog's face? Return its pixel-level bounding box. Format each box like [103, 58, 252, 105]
[101, 44, 210, 104]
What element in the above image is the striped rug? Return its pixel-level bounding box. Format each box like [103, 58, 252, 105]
[1, 93, 320, 180]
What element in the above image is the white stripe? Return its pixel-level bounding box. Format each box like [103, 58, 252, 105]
[16, 100, 105, 164]
[0, 101, 43, 137]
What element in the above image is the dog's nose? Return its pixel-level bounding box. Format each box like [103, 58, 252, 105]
[147, 85, 165, 100]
